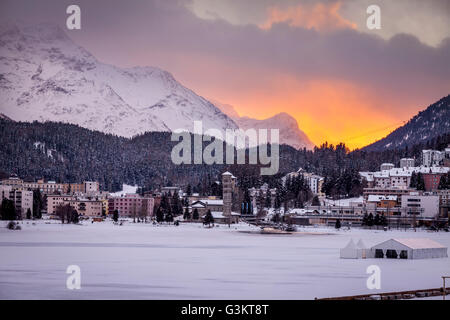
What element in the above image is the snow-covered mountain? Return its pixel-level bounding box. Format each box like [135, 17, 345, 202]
[212, 100, 315, 150]
[0, 23, 238, 137]
[364, 95, 450, 151]
[234, 113, 315, 150]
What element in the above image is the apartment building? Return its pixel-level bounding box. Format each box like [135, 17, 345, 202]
[0, 185, 33, 218]
[401, 194, 440, 218]
[400, 158, 415, 168]
[423, 150, 444, 167]
[380, 163, 395, 171]
[47, 195, 102, 216]
[23, 179, 65, 194]
[108, 194, 154, 218]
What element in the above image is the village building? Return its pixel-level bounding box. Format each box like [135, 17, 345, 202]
[369, 238, 447, 259]
[108, 193, 154, 218]
[0, 185, 33, 218]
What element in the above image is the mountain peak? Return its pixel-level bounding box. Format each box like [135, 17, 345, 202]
[212, 101, 314, 150]
[0, 23, 237, 138]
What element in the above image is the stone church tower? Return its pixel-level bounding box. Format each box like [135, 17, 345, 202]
[222, 171, 233, 219]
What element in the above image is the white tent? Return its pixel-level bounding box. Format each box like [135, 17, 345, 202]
[340, 239, 358, 259]
[356, 239, 368, 259]
[369, 238, 448, 259]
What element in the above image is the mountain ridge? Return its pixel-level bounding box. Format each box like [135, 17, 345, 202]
[211, 99, 315, 150]
[363, 95, 450, 151]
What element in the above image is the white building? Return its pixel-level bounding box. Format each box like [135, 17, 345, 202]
[284, 168, 324, 196]
[400, 158, 415, 168]
[401, 194, 439, 218]
[0, 185, 33, 218]
[370, 238, 447, 259]
[361, 166, 449, 189]
[380, 163, 395, 171]
[389, 169, 411, 188]
[422, 150, 444, 167]
[84, 181, 100, 193]
[373, 171, 390, 188]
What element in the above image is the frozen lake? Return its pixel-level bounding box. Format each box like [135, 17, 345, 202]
[0, 220, 449, 299]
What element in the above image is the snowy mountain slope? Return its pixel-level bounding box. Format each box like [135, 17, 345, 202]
[209, 99, 240, 118]
[0, 23, 238, 137]
[364, 95, 450, 151]
[233, 113, 315, 150]
[212, 100, 315, 150]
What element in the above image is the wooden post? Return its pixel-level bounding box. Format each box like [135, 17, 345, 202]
[442, 276, 450, 300]
[443, 277, 446, 300]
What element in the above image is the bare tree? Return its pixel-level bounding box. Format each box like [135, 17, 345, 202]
[55, 203, 73, 224]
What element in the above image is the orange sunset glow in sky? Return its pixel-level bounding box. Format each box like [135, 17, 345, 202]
[3, 0, 449, 149]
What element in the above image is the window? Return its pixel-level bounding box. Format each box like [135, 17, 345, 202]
[386, 250, 398, 259]
[375, 249, 384, 258]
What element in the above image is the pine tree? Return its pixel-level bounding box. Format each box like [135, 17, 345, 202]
[410, 171, 418, 188]
[156, 207, 164, 223]
[362, 213, 369, 226]
[264, 193, 272, 208]
[374, 213, 381, 226]
[438, 173, 450, 190]
[335, 219, 341, 229]
[416, 172, 426, 191]
[367, 213, 374, 227]
[1, 199, 16, 220]
[113, 209, 119, 222]
[203, 210, 214, 226]
[183, 207, 190, 220]
[71, 209, 79, 224]
[311, 196, 320, 206]
[186, 184, 192, 196]
[192, 208, 199, 220]
[165, 212, 173, 223]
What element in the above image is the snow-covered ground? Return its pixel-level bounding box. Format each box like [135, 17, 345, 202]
[0, 220, 449, 300]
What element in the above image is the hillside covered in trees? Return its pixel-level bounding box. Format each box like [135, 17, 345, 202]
[0, 119, 449, 196]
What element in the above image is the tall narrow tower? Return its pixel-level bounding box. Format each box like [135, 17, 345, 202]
[222, 171, 232, 219]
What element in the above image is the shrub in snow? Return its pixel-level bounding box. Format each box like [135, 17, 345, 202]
[6, 221, 21, 230]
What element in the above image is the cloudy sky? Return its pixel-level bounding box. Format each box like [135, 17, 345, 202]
[1, 0, 449, 148]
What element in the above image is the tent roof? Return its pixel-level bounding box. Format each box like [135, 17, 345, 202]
[392, 238, 446, 249]
[343, 239, 357, 250]
[356, 239, 367, 249]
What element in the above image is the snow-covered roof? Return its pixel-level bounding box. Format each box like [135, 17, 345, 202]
[368, 195, 397, 202]
[356, 239, 367, 249]
[201, 211, 240, 219]
[364, 166, 449, 180]
[393, 238, 446, 249]
[203, 199, 223, 206]
[343, 239, 357, 250]
[211, 211, 224, 218]
[359, 172, 374, 181]
[373, 171, 390, 178]
[192, 202, 206, 208]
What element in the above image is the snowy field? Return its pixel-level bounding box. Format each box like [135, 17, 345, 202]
[0, 220, 449, 300]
